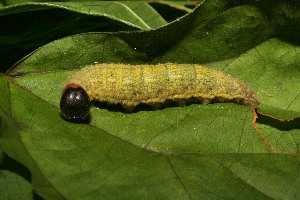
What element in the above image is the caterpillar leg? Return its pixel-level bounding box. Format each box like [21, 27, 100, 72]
[175, 99, 187, 107]
[147, 102, 161, 110]
[122, 104, 135, 112]
[195, 97, 211, 105]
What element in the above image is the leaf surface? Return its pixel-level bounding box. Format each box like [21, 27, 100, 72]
[0, 1, 168, 71]
[0, 1, 167, 30]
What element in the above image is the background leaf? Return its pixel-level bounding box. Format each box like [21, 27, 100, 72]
[0, 1, 179, 71]
[0, 153, 39, 200]
[1, 0, 300, 199]
[0, 2, 167, 29]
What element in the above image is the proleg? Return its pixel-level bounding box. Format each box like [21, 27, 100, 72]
[61, 63, 259, 119]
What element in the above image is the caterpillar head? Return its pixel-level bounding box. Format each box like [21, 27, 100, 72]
[60, 83, 91, 120]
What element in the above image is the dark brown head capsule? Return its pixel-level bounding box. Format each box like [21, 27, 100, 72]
[60, 83, 91, 120]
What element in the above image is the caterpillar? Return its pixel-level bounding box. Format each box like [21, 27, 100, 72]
[60, 63, 259, 120]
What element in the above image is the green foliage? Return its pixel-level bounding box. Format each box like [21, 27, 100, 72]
[1, 0, 300, 199]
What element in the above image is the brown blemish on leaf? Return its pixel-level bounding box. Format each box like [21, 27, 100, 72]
[252, 108, 278, 153]
[253, 109, 300, 154]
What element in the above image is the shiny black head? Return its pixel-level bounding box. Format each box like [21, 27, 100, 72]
[60, 83, 91, 120]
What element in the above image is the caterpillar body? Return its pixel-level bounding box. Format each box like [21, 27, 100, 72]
[60, 63, 259, 120]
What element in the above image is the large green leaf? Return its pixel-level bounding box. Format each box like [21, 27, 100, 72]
[0, 1, 167, 30]
[0, 1, 169, 71]
[1, 0, 300, 199]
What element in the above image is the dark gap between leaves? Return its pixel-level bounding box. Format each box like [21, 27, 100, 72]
[256, 112, 300, 131]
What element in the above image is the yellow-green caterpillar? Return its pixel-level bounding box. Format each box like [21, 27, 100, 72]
[60, 63, 259, 120]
